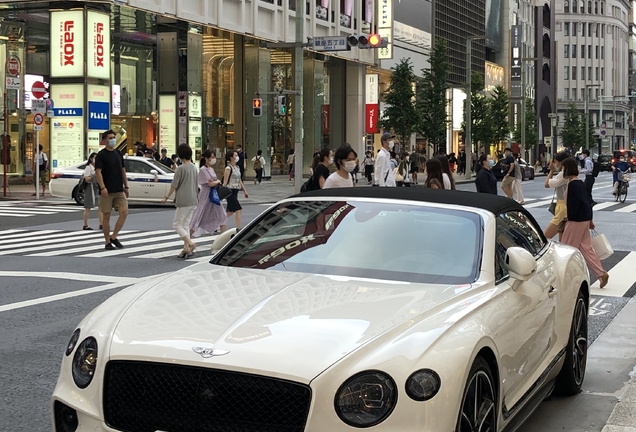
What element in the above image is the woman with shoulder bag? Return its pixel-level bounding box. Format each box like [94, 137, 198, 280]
[560, 158, 609, 288]
[223, 151, 249, 230]
[189, 149, 227, 238]
[82, 152, 103, 230]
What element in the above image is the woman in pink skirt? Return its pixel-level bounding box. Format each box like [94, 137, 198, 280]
[189, 149, 228, 238]
[560, 158, 609, 288]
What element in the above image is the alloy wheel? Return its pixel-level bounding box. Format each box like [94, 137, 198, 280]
[571, 298, 588, 386]
[458, 370, 496, 432]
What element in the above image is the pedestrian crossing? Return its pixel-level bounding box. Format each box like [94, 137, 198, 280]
[519, 196, 636, 213]
[0, 201, 82, 218]
[0, 229, 218, 260]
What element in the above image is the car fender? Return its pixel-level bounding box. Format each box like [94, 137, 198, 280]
[51, 273, 169, 420]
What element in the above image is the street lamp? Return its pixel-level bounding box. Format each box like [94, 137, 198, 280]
[465, 35, 487, 180]
[584, 84, 601, 151]
[520, 57, 540, 160]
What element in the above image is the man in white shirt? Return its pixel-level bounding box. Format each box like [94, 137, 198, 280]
[374, 133, 396, 187]
[579, 149, 596, 205]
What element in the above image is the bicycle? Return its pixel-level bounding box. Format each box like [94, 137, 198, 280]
[615, 169, 630, 203]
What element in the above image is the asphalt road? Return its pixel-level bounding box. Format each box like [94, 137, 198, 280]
[1, 171, 635, 432]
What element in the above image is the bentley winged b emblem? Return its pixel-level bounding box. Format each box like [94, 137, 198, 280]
[192, 346, 231, 358]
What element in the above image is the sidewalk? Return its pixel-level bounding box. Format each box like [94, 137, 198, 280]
[0, 173, 477, 205]
[602, 375, 636, 432]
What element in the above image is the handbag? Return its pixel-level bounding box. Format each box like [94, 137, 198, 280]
[217, 185, 232, 200]
[209, 187, 221, 205]
[548, 191, 556, 215]
[591, 230, 614, 260]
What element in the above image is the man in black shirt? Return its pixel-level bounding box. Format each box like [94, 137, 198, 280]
[95, 129, 130, 250]
[236, 145, 246, 181]
[159, 148, 175, 169]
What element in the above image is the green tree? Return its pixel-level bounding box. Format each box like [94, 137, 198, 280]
[377, 58, 419, 146]
[417, 38, 450, 155]
[488, 86, 511, 149]
[560, 103, 581, 149]
[460, 72, 491, 153]
[512, 98, 538, 150]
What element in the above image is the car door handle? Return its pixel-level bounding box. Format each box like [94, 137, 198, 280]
[548, 286, 558, 298]
[128, 176, 137, 180]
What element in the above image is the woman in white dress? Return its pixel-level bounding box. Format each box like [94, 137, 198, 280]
[324, 146, 357, 189]
[82, 153, 103, 230]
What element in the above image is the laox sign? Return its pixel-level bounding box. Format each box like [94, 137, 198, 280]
[62, 21, 75, 66]
[94, 23, 105, 67]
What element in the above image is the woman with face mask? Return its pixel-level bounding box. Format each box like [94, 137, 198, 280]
[82, 152, 103, 230]
[189, 149, 228, 239]
[474, 153, 497, 195]
[544, 152, 571, 239]
[324, 146, 357, 189]
[223, 151, 249, 230]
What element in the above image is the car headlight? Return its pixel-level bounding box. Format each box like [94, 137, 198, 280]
[334, 371, 397, 427]
[72, 337, 98, 389]
[405, 369, 441, 401]
[65, 329, 80, 356]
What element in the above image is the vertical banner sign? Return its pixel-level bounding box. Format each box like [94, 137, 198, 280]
[50, 11, 84, 78]
[112, 85, 121, 115]
[365, 74, 380, 134]
[87, 11, 111, 80]
[378, 0, 393, 59]
[510, 25, 522, 134]
[50, 84, 85, 169]
[159, 95, 177, 156]
[188, 94, 202, 150]
[87, 85, 111, 154]
[322, 76, 330, 134]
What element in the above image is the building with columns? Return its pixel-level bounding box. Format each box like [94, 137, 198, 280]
[0, 0, 417, 180]
[555, 0, 631, 153]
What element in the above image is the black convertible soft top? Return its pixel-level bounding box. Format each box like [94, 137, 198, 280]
[294, 187, 525, 216]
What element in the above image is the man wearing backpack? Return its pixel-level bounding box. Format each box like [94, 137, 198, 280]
[251, 150, 266, 184]
[580, 149, 597, 206]
[33, 144, 48, 196]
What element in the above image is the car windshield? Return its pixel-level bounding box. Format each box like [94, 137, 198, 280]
[145, 159, 175, 173]
[214, 200, 483, 284]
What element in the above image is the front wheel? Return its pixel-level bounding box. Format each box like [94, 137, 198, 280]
[554, 291, 588, 395]
[619, 182, 628, 203]
[455, 357, 497, 432]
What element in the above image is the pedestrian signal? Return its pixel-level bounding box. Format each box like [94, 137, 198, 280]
[253, 98, 262, 117]
[277, 95, 287, 116]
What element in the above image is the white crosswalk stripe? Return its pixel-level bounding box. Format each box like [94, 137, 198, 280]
[524, 199, 636, 213]
[590, 252, 636, 297]
[0, 202, 82, 217]
[0, 229, 218, 260]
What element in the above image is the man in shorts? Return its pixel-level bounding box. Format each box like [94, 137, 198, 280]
[95, 129, 130, 250]
[500, 147, 516, 198]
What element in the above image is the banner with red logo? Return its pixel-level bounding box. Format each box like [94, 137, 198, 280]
[87, 11, 110, 80]
[365, 74, 379, 134]
[50, 11, 85, 78]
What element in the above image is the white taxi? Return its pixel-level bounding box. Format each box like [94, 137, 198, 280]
[49, 155, 175, 205]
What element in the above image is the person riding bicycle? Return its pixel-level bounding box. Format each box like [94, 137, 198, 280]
[611, 155, 630, 195]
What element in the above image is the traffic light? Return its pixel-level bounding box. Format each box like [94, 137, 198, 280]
[277, 95, 287, 116]
[252, 98, 262, 117]
[347, 34, 388, 49]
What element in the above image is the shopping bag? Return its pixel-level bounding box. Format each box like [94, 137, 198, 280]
[209, 187, 221, 205]
[591, 230, 614, 260]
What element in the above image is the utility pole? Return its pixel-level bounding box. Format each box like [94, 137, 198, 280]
[293, 0, 304, 194]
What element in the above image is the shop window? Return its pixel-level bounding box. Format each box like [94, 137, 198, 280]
[601, 1, 604, 14]
[564, 66, 570, 80]
[588, 1, 592, 13]
[572, 22, 577, 36]
[572, 1, 577, 13]
[339, 0, 351, 27]
[564, 22, 570, 36]
[581, 44, 585, 58]
[316, 0, 328, 20]
[595, 1, 598, 13]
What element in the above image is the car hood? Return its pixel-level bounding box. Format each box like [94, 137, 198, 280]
[109, 263, 463, 383]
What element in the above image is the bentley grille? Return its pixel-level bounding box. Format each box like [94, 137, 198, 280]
[103, 361, 312, 432]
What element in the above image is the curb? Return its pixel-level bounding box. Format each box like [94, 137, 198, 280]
[601, 374, 636, 432]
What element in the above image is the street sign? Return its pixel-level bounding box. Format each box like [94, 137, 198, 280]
[31, 99, 46, 114]
[6, 55, 21, 76]
[34, 125, 44, 131]
[31, 81, 47, 99]
[5, 76, 20, 90]
[34, 113, 44, 125]
[313, 36, 349, 52]
[601, 129, 607, 136]
[544, 137, 552, 146]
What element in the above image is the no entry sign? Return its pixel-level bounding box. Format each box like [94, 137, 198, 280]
[31, 81, 47, 99]
[6, 55, 20, 76]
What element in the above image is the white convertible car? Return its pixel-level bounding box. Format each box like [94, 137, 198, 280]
[52, 188, 590, 432]
[49, 155, 175, 205]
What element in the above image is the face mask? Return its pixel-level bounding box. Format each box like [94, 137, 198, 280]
[210, 158, 217, 165]
[234, 156, 240, 163]
[344, 160, 357, 172]
[488, 159, 495, 167]
[388, 140, 395, 150]
[329, 157, 334, 164]
[107, 138, 116, 148]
